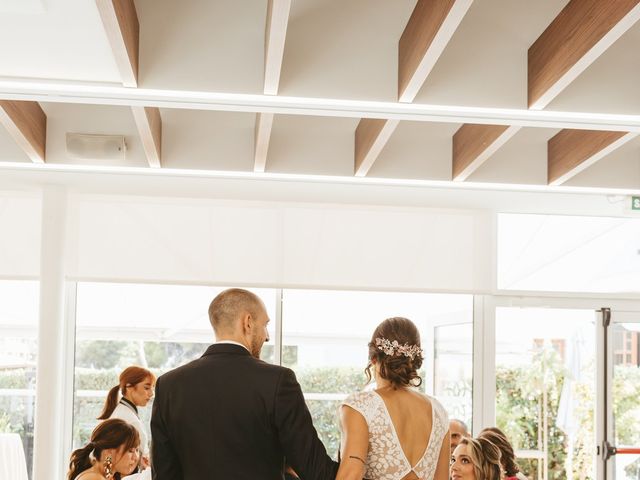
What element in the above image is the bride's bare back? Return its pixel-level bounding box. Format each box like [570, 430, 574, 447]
[376, 387, 433, 478]
[337, 387, 450, 480]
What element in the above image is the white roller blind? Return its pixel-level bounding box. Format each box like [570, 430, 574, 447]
[65, 194, 492, 291]
[0, 191, 41, 278]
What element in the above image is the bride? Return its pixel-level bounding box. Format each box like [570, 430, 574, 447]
[337, 317, 450, 480]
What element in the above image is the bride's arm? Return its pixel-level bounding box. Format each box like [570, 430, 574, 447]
[336, 405, 368, 480]
[433, 429, 452, 480]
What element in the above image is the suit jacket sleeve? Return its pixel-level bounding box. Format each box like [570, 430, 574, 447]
[151, 377, 183, 480]
[274, 368, 339, 480]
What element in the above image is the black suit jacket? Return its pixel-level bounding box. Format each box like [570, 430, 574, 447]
[151, 343, 339, 480]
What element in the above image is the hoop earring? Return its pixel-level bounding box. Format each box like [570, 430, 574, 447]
[104, 455, 113, 478]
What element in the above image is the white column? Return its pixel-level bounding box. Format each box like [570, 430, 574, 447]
[32, 187, 67, 480]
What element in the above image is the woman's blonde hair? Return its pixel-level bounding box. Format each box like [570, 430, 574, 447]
[459, 437, 502, 480]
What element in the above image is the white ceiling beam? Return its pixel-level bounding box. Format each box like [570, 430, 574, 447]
[95, 0, 140, 87]
[0, 100, 46, 163]
[131, 106, 162, 168]
[254, 0, 292, 172]
[6, 82, 640, 132]
[263, 0, 292, 96]
[354, 0, 472, 177]
[254, 113, 274, 173]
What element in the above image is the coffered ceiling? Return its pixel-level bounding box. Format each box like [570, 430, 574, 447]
[1, 0, 640, 192]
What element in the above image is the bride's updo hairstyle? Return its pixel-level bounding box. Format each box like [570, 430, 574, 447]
[366, 317, 423, 388]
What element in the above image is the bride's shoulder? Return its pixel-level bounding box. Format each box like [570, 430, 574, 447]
[422, 394, 449, 422]
[342, 390, 378, 411]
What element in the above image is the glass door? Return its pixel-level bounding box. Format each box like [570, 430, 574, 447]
[602, 310, 640, 480]
[494, 305, 597, 480]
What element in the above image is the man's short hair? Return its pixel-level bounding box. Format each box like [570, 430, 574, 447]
[450, 418, 470, 435]
[208, 288, 264, 334]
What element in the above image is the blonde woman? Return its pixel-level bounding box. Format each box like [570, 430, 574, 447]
[450, 437, 502, 480]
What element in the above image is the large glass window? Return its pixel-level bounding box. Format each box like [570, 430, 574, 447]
[498, 214, 640, 293]
[72, 283, 276, 449]
[0, 280, 39, 480]
[281, 289, 473, 456]
[495, 307, 596, 480]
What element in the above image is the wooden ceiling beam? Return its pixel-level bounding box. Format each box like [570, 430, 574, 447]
[97, 0, 163, 168]
[355, 119, 400, 177]
[96, 0, 139, 87]
[0, 100, 46, 163]
[453, 0, 640, 181]
[529, 0, 640, 109]
[548, 129, 637, 185]
[354, 0, 472, 177]
[452, 123, 520, 181]
[254, 0, 292, 172]
[398, 0, 473, 102]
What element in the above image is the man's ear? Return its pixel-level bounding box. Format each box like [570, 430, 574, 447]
[241, 312, 253, 334]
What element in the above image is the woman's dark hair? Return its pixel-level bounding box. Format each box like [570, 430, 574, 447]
[67, 419, 140, 480]
[97, 366, 156, 420]
[460, 437, 502, 480]
[365, 317, 423, 388]
[479, 427, 520, 476]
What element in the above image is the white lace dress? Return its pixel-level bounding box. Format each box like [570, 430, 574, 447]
[341, 390, 448, 480]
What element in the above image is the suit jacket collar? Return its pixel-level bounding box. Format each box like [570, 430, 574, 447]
[202, 343, 252, 358]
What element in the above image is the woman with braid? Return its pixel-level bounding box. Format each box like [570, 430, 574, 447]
[67, 419, 140, 480]
[337, 317, 450, 480]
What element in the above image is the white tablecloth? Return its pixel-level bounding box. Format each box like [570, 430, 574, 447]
[0, 433, 28, 480]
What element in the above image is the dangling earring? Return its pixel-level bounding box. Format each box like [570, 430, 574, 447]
[104, 455, 113, 479]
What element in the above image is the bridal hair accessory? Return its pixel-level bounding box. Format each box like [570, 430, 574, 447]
[375, 337, 424, 360]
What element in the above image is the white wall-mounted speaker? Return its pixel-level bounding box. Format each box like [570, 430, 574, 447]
[66, 133, 127, 161]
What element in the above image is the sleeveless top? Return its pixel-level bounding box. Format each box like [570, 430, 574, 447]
[342, 390, 449, 480]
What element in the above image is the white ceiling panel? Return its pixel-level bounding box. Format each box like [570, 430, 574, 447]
[268, 115, 357, 175]
[0, 0, 121, 83]
[160, 109, 255, 171]
[279, 0, 415, 101]
[371, 122, 458, 181]
[466, 127, 559, 185]
[414, 0, 568, 108]
[136, 0, 265, 93]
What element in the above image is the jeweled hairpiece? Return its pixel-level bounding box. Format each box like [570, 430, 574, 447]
[375, 337, 424, 360]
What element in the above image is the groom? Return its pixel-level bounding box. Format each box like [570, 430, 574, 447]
[151, 288, 338, 480]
